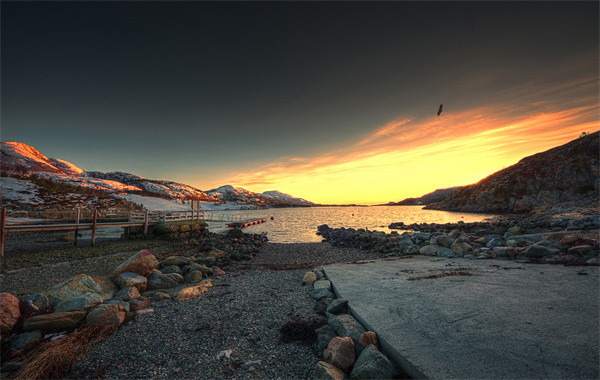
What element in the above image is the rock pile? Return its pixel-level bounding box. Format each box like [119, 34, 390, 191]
[0, 230, 268, 373]
[317, 216, 599, 264]
[305, 269, 400, 379]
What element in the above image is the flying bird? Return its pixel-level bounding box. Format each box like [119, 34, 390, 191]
[437, 104, 443, 116]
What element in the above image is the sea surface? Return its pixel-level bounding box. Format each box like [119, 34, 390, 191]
[206, 206, 498, 243]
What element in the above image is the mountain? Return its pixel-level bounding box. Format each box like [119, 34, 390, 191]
[1, 141, 85, 176]
[424, 131, 600, 213]
[0, 141, 314, 210]
[383, 186, 461, 206]
[206, 185, 314, 207]
[261, 190, 315, 206]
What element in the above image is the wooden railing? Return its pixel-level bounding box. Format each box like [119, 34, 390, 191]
[0, 207, 264, 257]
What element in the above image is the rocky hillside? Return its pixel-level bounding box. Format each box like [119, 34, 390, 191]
[384, 186, 461, 206]
[425, 131, 599, 213]
[0, 141, 314, 210]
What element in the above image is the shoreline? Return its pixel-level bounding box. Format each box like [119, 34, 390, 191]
[1, 235, 388, 379]
[1, 215, 598, 378]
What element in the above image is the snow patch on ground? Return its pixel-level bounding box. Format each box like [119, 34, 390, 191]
[114, 194, 256, 211]
[0, 177, 43, 204]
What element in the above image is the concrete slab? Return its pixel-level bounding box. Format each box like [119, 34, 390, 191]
[323, 257, 599, 379]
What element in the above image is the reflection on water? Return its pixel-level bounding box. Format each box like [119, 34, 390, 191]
[209, 206, 497, 243]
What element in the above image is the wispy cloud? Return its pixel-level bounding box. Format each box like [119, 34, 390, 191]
[213, 62, 599, 204]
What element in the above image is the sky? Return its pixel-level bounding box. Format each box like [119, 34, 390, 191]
[2, 1, 598, 205]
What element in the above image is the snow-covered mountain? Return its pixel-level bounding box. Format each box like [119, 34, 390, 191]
[262, 190, 314, 206]
[1, 141, 84, 175]
[0, 141, 314, 210]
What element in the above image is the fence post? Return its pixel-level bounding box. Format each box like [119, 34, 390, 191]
[74, 208, 80, 246]
[143, 209, 149, 237]
[1, 207, 6, 258]
[91, 208, 98, 247]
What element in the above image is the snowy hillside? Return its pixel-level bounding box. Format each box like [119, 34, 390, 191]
[262, 190, 314, 206]
[0, 141, 315, 211]
[1, 141, 84, 175]
[207, 185, 263, 202]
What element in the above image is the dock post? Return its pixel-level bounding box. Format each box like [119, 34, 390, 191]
[1, 207, 6, 258]
[143, 209, 149, 237]
[74, 208, 80, 246]
[91, 208, 98, 247]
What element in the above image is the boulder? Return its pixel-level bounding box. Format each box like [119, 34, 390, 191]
[107, 300, 130, 312]
[23, 311, 87, 332]
[159, 265, 182, 275]
[327, 298, 348, 315]
[314, 361, 348, 380]
[190, 263, 214, 275]
[435, 235, 455, 248]
[311, 288, 336, 301]
[567, 245, 594, 256]
[162, 256, 192, 267]
[113, 286, 141, 302]
[559, 235, 582, 246]
[507, 226, 525, 235]
[147, 270, 183, 291]
[174, 280, 213, 301]
[47, 274, 101, 306]
[315, 324, 338, 353]
[521, 243, 561, 258]
[359, 331, 378, 348]
[350, 344, 399, 379]
[437, 248, 456, 258]
[92, 276, 119, 300]
[419, 244, 442, 256]
[24, 293, 49, 309]
[213, 267, 226, 276]
[323, 336, 355, 371]
[328, 314, 366, 356]
[54, 293, 102, 313]
[211, 250, 229, 260]
[451, 242, 473, 257]
[129, 296, 151, 311]
[111, 249, 158, 279]
[9, 330, 42, 353]
[486, 237, 506, 249]
[114, 272, 148, 292]
[314, 280, 332, 291]
[86, 304, 127, 326]
[303, 272, 318, 285]
[492, 246, 514, 258]
[184, 269, 206, 283]
[0, 293, 21, 336]
[315, 298, 334, 315]
[151, 291, 171, 301]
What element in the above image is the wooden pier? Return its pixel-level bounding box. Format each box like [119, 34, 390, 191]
[0, 208, 269, 257]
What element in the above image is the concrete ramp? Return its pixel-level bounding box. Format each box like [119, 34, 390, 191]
[323, 257, 599, 379]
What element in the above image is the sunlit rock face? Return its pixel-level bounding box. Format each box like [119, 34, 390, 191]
[426, 131, 600, 213]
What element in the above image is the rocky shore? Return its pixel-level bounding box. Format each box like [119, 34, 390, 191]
[0, 230, 387, 379]
[1, 208, 598, 379]
[317, 211, 599, 263]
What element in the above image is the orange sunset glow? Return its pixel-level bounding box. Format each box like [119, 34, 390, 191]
[4, 2, 598, 206]
[222, 101, 599, 205]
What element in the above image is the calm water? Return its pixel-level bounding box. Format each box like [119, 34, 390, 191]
[208, 206, 497, 243]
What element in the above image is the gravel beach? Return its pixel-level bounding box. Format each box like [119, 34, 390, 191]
[1, 232, 385, 379]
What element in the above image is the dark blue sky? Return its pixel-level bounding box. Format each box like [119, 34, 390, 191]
[2, 1, 598, 202]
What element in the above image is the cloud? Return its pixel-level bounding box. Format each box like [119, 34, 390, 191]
[225, 96, 598, 204]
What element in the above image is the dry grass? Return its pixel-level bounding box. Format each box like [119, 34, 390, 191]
[11, 325, 117, 379]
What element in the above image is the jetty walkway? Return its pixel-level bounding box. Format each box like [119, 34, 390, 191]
[0, 208, 266, 256]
